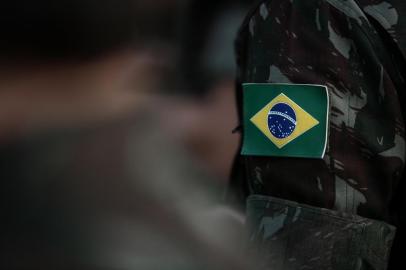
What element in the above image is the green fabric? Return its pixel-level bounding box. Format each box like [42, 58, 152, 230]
[241, 83, 329, 158]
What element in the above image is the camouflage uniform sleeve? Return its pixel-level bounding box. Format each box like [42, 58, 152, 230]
[232, 0, 406, 269]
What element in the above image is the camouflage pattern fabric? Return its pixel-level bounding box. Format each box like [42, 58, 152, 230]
[230, 0, 406, 269]
[247, 195, 395, 270]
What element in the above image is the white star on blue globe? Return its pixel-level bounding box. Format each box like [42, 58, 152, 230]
[268, 103, 297, 139]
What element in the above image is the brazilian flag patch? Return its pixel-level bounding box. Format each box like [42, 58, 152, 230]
[241, 83, 329, 159]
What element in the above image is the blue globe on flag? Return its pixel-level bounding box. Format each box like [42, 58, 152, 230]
[268, 103, 297, 139]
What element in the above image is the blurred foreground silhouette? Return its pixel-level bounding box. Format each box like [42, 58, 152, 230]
[1, 1, 250, 269]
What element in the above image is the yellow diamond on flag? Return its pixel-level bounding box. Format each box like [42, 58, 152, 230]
[250, 93, 319, 149]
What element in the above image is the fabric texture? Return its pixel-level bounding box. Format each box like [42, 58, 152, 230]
[230, 0, 406, 268]
[247, 195, 396, 270]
